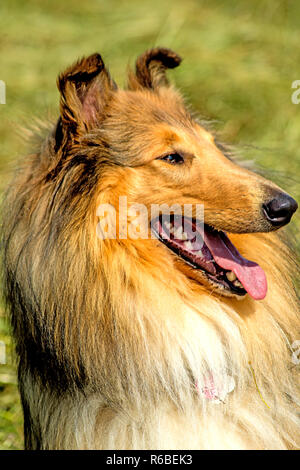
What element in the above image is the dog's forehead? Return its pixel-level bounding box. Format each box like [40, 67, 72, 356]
[94, 88, 215, 166]
[112, 88, 192, 126]
[103, 88, 212, 141]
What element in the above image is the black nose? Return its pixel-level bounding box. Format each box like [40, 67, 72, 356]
[263, 193, 298, 227]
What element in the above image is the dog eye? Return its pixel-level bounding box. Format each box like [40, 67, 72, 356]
[160, 153, 184, 164]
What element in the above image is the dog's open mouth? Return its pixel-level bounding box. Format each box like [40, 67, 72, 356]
[152, 215, 267, 300]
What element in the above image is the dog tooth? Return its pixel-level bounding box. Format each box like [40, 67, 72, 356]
[195, 250, 203, 257]
[233, 280, 243, 288]
[184, 240, 193, 251]
[174, 226, 189, 240]
[226, 271, 237, 282]
[174, 226, 183, 238]
[165, 222, 174, 235]
[182, 231, 188, 240]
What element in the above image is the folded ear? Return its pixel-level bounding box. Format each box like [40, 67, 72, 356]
[128, 47, 182, 91]
[56, 53, 116, 149]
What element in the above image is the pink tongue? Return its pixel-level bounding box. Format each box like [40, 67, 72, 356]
[204, 231, 267, 300]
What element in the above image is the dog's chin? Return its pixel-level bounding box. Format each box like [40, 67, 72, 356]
[151, 215, 268, 301]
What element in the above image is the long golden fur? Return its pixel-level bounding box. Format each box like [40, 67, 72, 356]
[1, 48, 299, 449]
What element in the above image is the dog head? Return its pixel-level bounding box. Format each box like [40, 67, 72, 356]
[53, 48, 298, 300]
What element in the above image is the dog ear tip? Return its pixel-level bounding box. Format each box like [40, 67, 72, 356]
[145, 47, 182, 69]
[133, 47, 182, 89]
[159, 47, 182, 64]
[89, 53, 105, 68]
[170, 53, 182, 68]
[59, 53, 105, 84]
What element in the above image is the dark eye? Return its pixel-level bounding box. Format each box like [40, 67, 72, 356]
[160, 153, 184, 164]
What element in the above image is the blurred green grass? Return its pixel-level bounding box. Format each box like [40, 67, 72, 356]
[0, 0, 299, 450]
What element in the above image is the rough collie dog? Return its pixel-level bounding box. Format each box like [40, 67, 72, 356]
[1, 48, 299, 450]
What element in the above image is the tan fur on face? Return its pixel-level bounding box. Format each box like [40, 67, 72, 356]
[92, 87, 288, 290]
[1, 48, 299, 450]
[94, 85, 285, 236]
